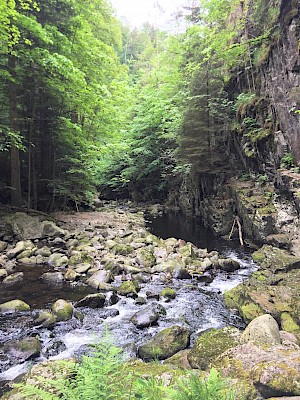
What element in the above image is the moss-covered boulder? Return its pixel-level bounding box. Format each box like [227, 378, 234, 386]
[86, 269, 112, 289]
[223, 248, 300, 325]
[160, 288, 176, 300]
[52, 299, 73, 321]
[34, 310, 57, 328]
[241, 314, 281, 345]
[215, 342, 300, 398]
[135, 247, 156, 268]
[4, 336, 41, 362]
[138, 325, 191, 361]
[2, 272, 24, 285]
[0, 299, 30, 313]
[116, 280, 140, 298]
[188, 327, 241, 370]
[112, 244, 133, 256]
[252, 245, 300, 273]
[280, 312, 300, 336]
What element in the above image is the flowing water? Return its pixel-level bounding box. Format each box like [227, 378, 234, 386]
[0, 211, 257, 395]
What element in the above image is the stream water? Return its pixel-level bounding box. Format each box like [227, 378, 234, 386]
[0, 211, 257, 395]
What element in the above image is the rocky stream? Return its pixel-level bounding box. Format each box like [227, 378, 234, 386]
[1, 203, 300, 399]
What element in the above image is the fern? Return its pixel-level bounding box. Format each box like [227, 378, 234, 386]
[172, 368, 235, 400]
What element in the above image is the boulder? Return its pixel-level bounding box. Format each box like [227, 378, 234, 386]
[116, 280, 140, 298]
[86, 270, 112, 289]
[188, 327, 241, 370]
[160, 287, 176, 300]
[173, 267, 192, 279]
[135, 247, 156, 268]
[2, 272, 24, 285]
[64, 268, 80, 281]
[6, 240, 34, 259]
[252, 245, 300, 273]
[240, 314, 281, 345]
[216, 342, 300, 398]
[0, 299, 30, 313]
[48, 253, 68, 268]
[4, 213, 43, 240]
[3, 336, 41, 362]
[41, 221, 66, 238]
[138, 325, 191, 361]
[218, 258, 240, 272]
[0, 241, 7, 252]
[41, 272, 64, 284]
[75, 293, 106, 308]
[35, 246, 52, 257]
[130, 306, 159, 329]
[52, 299, 73, 321]
[34, 310, 57, 328]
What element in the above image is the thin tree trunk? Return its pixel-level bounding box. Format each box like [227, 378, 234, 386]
[8, 54, 22, 206]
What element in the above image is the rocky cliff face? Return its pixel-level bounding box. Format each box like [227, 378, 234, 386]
[172, 0, 300, 249]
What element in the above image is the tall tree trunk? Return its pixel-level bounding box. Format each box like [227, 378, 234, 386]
[8, 54, 22, 206]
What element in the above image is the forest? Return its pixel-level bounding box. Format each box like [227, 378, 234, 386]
[1, 0, 289, 212]
[1, 1, 300, 399]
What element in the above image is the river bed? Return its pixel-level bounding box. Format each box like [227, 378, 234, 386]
[0, 209, 258, 395]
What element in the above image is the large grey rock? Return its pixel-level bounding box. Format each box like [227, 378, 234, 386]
[4, 336, 41, 362]
[75, 293, 106, 308]
[130, 306, 159, 329]
[86, 270, 112, 289]
[241, 314, 281, 345]
[218, 258, 240, 272]
[41, 272, 64, 284]
[41, 221, 66, 238]
[48, 253, 68, 268]
[0, 300, 30, 313]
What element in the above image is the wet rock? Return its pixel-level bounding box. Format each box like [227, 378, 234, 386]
[48, 253, 68, 268]
[135, 296, 147, 305]
[35, 246, 51, 257]
[3, 336, 41, 362]
[188, 327, 241, 370]
[105, 292, 120, 306]
[34, 310, 57, 328]
[135, 247, 156, 268]
[52, 299, 73, 321]
[173, 267, 192, 279]
[75, 263, 92, 274]
[75, 293, 106, 308]
[194, 272, 214, 283]
[2, 272, 24, 285]
[18, 256, 41, 265]
[178, 243, 197, 259]
[0, 241, 7, 252]
[86, 270, 112, 289]
[6, 240, 34, 259]
[3, 213, 43, 240]
[200, 258, 213, 271]
[41, 272, 64, 284]
[64, 268, 80, 281]
[160, 287, 176, 300]
[16, 248, 36, 260]
[116, 280, 140, 298]
[216, 343, 300, 398]
[138, 325, 191, 361]
[130, 306, 159, 329]
[0, 300, 30, 313]
[241, 314, 281, 345]
[41, 221, 66, 238]
[146, 290, 160, 300]
[218, 258, 240, 272]
[0, 268, 8, 280]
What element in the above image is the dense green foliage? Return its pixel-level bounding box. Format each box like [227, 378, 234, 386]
[0, 0, 284, 207]
[17, 332, 237, 400]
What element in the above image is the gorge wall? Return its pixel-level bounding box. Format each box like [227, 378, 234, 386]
[173, 0, 300, 251]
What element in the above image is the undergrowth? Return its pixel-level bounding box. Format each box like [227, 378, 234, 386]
[16, 331, 238, 400]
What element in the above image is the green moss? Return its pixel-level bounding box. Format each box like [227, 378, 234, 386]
[112, 244, 133, 256]
[281, 312, 300, 334]
[160, 288, 176, 300]
[117, 281, 140, 297]
[187, 327, 240, 370]
[252, 272, 267, 282]
[240, 303, 264, 323]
